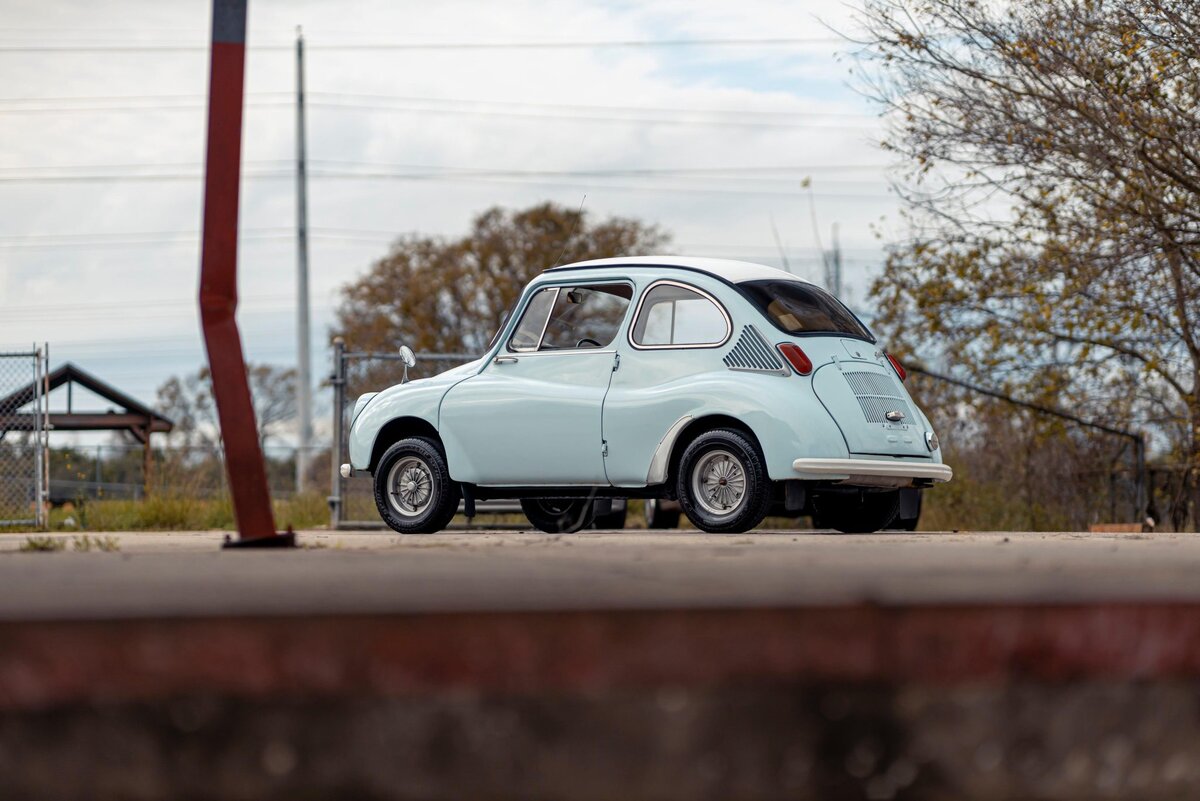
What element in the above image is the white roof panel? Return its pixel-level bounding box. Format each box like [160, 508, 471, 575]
[548, 255, 812, 285]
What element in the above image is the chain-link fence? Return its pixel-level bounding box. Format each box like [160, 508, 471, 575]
[45, 443, 313, 505]
[0, 347, 48, 528]
[329, 341, 478, 528]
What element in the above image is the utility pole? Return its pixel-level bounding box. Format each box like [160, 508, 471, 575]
[295, 25, 312, 493]
[824, 223, 843, 298]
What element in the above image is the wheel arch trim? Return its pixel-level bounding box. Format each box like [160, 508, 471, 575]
[369, 416, 442, 473]
[645, 415, 694, 485]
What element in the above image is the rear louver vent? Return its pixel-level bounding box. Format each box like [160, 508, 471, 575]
[723, 326, 786, 374]
[844, 371, 914, 424]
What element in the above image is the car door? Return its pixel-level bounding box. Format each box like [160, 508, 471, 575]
[602, 280, 734, 487]
[439, 281, 633, 486]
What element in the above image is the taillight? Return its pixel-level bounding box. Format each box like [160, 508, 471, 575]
[886, 353, 907, 382]
[777, 343, 813, 376]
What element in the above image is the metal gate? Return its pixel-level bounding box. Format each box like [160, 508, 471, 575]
[0, 346, 49, 528]
[328, 340, 477, 528]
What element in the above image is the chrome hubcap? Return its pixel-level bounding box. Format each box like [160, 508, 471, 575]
[387, 456, 434, 517]
[691, 448, 747, 518]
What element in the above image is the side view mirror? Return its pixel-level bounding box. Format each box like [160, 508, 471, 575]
[399, 344, 416, 383]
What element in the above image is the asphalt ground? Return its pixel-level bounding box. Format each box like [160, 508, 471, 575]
[0, 528, 1196, 620]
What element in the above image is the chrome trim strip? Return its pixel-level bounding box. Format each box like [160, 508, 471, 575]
[792, 457, 953, 483]
[508, 286, 559, 353]
[646, 415, 694, 485]
[627, 279, 732, 351]
[497, 348, 616, 359]
[508, 280, 636, 354]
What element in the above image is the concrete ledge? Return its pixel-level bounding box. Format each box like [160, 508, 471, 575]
[4, 603, 1200, 711]
[4, 683, 1200, 800]
[2, 605, 1200, 800]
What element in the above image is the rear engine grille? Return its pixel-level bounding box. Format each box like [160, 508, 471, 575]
[844, 370, 913, 424]
[723, 326, 787, 374]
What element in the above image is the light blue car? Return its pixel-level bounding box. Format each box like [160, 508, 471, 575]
[342, 256, 951, 534]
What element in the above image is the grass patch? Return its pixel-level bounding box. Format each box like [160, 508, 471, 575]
[20, 536, 66, 552]
[72, 534, 120, 552]
[43, 492, 330, 532]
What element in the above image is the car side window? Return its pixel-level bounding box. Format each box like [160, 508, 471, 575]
[631, 283, 729, 347]
[508, 287, 558, 351]
[508, 283, 633, 352]
[539, 284, 633, 350]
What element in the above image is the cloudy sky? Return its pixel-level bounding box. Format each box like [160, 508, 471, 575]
[0, 0, 902, 442]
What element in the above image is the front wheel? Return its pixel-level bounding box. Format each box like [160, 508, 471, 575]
[676, 429, 772, 533]
[373, 438, 461, 534]
[521, 498, 596, 533]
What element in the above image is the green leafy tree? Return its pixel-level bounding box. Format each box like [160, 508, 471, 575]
[857, 0, 1200, 527]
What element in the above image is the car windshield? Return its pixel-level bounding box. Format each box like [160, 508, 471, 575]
[739, 279, 874, 341]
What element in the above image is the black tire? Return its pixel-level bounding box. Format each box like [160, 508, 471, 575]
[643, 498, 681, 529]
[890, 488, 922, 531]
[675, 428, 772, 534]
[521, 498, 596, 534]
[813, 490, 900, 534]
[592, 501, 628, 530]
[373, 437, 460, 534]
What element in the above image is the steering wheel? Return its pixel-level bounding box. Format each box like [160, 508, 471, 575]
[576, 338, 602, 348]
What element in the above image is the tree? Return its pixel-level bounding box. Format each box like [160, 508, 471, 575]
[856, 0, 1200, 527]
[334, 202, 670, 377]
[156, 364, 298, 449]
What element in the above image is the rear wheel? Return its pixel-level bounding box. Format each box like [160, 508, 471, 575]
[813, 490, 899, 534]
[676, 429, 772, 534]
[373, 438, 460, 534]
[643, 498, 681, 529]
[521, 498, 596, 534]
[890, 488, 922, 531]
[592, 500, 628, 530]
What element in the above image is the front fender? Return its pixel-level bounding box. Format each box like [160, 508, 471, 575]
[347, 359, 484, 471]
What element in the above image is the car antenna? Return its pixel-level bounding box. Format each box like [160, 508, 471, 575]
[550, 194, 587, 270]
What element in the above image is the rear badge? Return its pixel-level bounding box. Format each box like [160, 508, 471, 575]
[885, 410, 906, 423]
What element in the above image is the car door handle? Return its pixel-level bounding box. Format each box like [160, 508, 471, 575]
[494, 355, 519, 364]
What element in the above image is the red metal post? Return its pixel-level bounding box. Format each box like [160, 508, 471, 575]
[199, 0, 285, 543]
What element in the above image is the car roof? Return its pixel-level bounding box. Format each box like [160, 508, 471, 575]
[546, 255, 812, 285]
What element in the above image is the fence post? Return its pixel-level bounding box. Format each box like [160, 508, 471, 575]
[329, 337, 346, 529]
[36, 345, 47, 529]
[1134, 433, 1147, 525]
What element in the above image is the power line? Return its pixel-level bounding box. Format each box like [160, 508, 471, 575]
[0, 36, 843, 54]
[0, 226, 292, 242]
[302, 92, 873, 120]
[306, 160, 890, 175]
[303, 99, 877, 129]
[0, 92, 873, 120]
[0, 170, 894, 199]
[0, 93, 290, 103]
[0, 160, 289, 173]
[0, 99, 877, 130]
[0, 161, 888, 177]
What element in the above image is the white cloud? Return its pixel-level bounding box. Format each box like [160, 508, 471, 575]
[0, 0, 898, 420]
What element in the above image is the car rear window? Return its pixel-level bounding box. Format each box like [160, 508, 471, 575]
[739, 280, 874, 341]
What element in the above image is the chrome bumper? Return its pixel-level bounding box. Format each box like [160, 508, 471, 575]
[792, 457, 953, 484]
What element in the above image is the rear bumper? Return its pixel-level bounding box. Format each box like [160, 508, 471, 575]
[792, 457, 953, 485]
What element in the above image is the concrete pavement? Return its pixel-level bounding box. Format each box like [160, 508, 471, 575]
[0, 528, 1196, 619]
